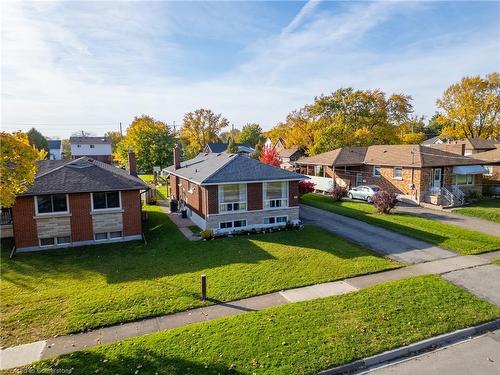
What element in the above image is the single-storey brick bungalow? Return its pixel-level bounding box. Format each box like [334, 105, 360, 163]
[165, 146, 305, 234]
[295, 145, 488, 207]
[4, 153, 147, 252]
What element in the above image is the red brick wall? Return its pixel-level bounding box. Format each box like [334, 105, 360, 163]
[12, 196, 38, 248]
[289, 181, 300, 206]
[122, 190, 142, 236]
[247, 183, 263, 210]
[206, 185, 218, 214]
[69, 193, 93, 241]
[178, 178, 205, 218]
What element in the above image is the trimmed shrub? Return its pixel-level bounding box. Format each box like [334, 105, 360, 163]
[200, 229, 214, 240]
[330, 186, 348, 201]
[372, 190, 398, 214]
[299, 180, 315, 195]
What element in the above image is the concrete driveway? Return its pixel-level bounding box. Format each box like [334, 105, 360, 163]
[300, 205, 456, 263]
[358, 329, 500, 375]
[394, 205, 500, 237]
[443, 264, 500, 307]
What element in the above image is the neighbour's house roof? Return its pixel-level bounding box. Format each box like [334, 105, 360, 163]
[297, 145, 485, 168]
[461, 138, 497, 150]
[421, 136, 443, 145]
[278, 147, 302, 158]
[48, 140, 61, 149]
[165, 153, 305, 185]
[69, 136, 112, 145]
[297, 147, 367, 166]
[21, 157, 147, 196]
[205, 143, 254, 153]
[470, 147, 500, 163]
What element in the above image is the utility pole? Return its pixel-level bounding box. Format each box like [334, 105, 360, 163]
[119, 122, 123, 138]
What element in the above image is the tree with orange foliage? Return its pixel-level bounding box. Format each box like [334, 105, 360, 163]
[259, 146, 280, 167]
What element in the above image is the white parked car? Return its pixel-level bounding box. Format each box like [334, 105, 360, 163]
[347, 185, 381, 203]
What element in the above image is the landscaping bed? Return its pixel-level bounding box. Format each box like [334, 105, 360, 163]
[452, 198, 500, 223]
[0, 205, 399, 347]
[25, 276, 500, 374]
[301, 194, 500, 255]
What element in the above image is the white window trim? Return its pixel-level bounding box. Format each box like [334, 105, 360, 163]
[372, 165, 381, 177]
[94, 232, 109, 241]
[219, 219, 247, 230]
[90, 191, 122, 212]
[218, 184, 247, 213]
[34, 194, 70, 216]
[263, 215, 288, 225]
[392, 166, 403, 180]
[263, 181, 289, 210]
[39, 236, 72, 247]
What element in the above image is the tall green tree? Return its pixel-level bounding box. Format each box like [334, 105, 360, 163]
[219, 128, 240, 143]
[26, 128, 49, 156]
[238, 123, 263, 146]
[1, 132, 46, 207]
[104, 130, 123, 153]
[437, 72, 499, 139]
[424, 113, 444, 137]
[114, 115, 175, 172]
[226, 137, 238, 154]
[180, 109, 229, 157]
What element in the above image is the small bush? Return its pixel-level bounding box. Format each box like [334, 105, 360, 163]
[299, 180, 316, 195]
[330, 186, 348, 201]
[467, 190, 482, 200]
[372, 190, 398, 214]
[200, 229, 214, 240]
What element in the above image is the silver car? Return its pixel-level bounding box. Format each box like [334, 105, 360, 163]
[347, 185, 381, 203]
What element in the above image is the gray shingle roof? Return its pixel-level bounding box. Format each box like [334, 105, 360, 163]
[21, 157, 147, 196]
[165, 153, 305, 184]
[69, 136, 111, 144]
[205, 143, 254, 153]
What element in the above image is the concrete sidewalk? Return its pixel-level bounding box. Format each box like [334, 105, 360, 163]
[394, 205, 500, 237]
[2, 250, 499, 370]
[300, 204, 456, 263]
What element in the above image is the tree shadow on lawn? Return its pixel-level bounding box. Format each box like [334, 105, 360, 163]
[1, 210, 384, 287]
[34, 348, 243, 375]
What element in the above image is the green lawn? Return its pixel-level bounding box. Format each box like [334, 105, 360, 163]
[453, 198, 500, 223]
[26, 276, 500, 375]
[301, 194, 500, 255]
[493, 259, 500, 265]
[139, 174, 168, 200]
[0, 205, 399, 347]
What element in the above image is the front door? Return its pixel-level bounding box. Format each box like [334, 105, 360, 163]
[355, 172, 362, 187]
[431, 168, 442, 193]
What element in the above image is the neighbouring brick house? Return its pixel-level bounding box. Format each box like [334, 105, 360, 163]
[70, 136, 113, 164]
[471, 146, 500, 195]
[7, 152, 147, 252]
[165, 146, 305, 234]
[295, 145, 488, 207]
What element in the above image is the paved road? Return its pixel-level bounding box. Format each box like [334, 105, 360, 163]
[300, 205, 456, 263]
[358, 329, 500, 375]
[443, 264, 500, 307]
[394, 205, 500, 237]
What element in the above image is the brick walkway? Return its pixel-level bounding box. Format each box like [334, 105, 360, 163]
[2, 250, 498, 370]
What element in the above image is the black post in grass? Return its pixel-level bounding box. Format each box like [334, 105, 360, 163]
[201, 274, 207, 300]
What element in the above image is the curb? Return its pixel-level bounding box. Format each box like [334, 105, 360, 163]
[318, 319, 500, 375]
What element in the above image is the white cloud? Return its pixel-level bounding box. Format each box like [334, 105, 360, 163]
[1, 1, 498, 139]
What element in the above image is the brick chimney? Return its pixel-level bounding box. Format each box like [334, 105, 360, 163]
[173, 144, 181, 170]
[128, 150, 137, 176]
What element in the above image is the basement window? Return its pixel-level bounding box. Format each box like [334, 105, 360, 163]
[39, 238, 55, 247]
[94, 232, 108, 241]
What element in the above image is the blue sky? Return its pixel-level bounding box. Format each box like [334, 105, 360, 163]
[2, 1, 499, 138]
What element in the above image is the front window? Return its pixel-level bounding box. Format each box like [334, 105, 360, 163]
[92, 192, 120, 210]
[90, 144, 95, 148]
[36, 194, 68, 214]
[393, 167, 403, 179]
[264, 181, 288, 209]
[314, 165, 324, 177]
[453, 174, 474, 185]
[373, 165, 381, 177]
[219, 184, 247, 212]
